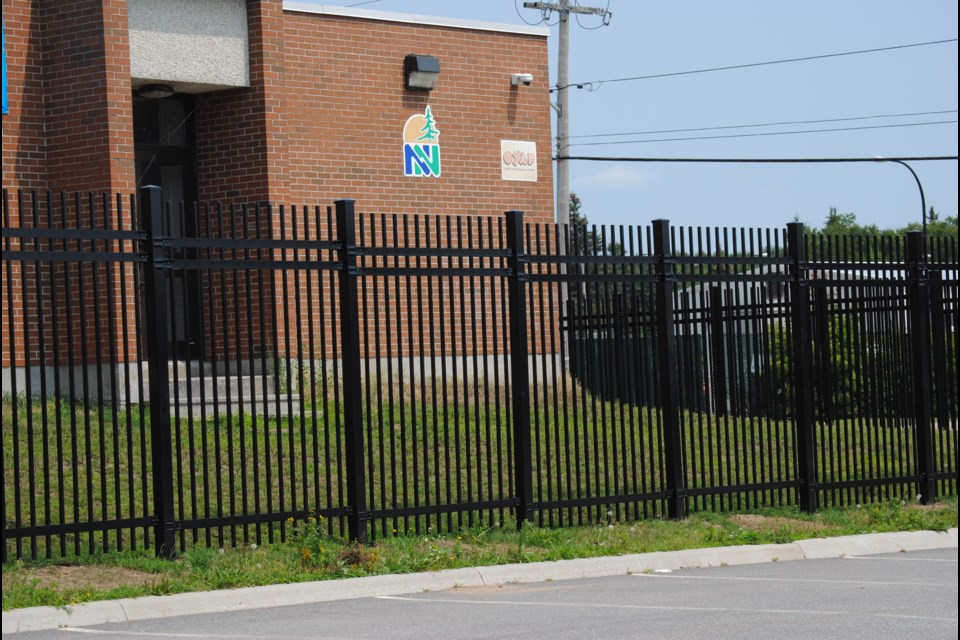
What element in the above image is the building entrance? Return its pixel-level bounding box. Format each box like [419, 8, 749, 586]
[134, 94, 201, 359]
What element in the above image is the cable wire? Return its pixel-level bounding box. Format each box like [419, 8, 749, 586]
[567, 120, 958, 146]
[553, 38, 958, 92]
[515, 0, 548, 26]
[555, 155, 958, 163]
[568, 110, 959, 139]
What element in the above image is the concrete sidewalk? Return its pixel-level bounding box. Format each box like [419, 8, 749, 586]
[3, 528, 957, 635]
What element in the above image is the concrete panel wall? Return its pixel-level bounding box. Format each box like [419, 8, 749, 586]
[129, 0, 250, 92]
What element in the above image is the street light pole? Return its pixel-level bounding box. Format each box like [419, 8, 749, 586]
[876, 157, 927, 242]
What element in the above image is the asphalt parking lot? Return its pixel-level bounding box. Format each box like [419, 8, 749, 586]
[5, 547, 956, 640]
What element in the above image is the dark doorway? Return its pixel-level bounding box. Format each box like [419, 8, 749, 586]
[134, 94, 201, 359]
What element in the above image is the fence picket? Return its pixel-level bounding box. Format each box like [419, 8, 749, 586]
[1, 188, 956, 560]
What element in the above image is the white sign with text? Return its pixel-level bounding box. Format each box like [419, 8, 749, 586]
[500, 140, 537, 182]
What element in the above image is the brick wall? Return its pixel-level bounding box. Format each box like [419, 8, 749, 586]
[194, 0, 288, 205]
[3, 2, 553, 219]
[277, 10, 556, 359]
[3, 2, 557, 368]
[2, 1, 136, 189]
[39, 0, 135, 194]
[2, 1, 138, 368]
[2, 0, 47, 190]
[190, 6, 556, 362]
[280, 9, 554, 222]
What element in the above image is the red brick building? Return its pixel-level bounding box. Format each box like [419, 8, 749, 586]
[2, 1, 555, 377]
[2, 0, 552, 214]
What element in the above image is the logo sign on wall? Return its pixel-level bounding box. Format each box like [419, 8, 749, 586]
[403, 105, 441, 177]
[501, 140, 537, 182]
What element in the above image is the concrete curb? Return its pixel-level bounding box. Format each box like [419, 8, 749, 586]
[3, 528, 956, 634]
[794, 527, 957, 558]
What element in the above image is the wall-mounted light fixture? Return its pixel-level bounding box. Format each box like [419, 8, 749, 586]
[138, 84, 175, 99]
[511, 73, 534, 87]
[404, 54, 440, 91]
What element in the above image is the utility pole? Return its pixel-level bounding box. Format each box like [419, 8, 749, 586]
[524, 1, 611, 226]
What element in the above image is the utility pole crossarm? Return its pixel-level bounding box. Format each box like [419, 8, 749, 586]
[524, 1, 608, 16]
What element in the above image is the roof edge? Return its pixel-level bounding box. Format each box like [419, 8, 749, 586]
[283, 2, 551, 37]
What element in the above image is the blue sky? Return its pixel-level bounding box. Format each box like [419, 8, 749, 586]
[329, 0, 957, 231]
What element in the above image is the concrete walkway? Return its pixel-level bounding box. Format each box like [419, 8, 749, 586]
[3, 528, 957, 635]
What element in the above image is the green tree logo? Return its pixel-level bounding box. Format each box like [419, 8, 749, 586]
[417, 106, 440, 142]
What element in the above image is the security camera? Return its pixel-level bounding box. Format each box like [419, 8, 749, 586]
[511, 73, 534, 87]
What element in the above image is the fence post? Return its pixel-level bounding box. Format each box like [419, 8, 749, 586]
[652, 219, 685, 520]
[505, 210, 534, 528]
[787, 222, 817, 514]
[336, 199, 369, 543]
[929, 270, 949, 470]
[906, 231, 936, 505]
[141, 186, 177, 559]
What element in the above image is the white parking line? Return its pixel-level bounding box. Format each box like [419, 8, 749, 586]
[59, 629, 337, 639]
[60, 630, 267, 639]
[375, 595, 957, 622]
[631, 573, 956, 588]
[844, 555, 958, 562]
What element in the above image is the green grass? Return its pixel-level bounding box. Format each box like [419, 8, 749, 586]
[3, 376, 957, 561]
[3, 499, 956, 611]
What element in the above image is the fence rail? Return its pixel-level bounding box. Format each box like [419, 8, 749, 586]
[2, 187, 957, 560]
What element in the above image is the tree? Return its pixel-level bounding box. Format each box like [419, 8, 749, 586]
[821, 207, 880, 236]
[824, 206, 857, 230]
[567, 192, 599, 258]
[566, 192, 652, 324]
[797, 207, 958, 262]
[569, 192, 625, 255]
[796, 206, 957, 239]
[569, 192, 587, 227]
[899, 210, 958, 239]
[791, 213, 817, 235]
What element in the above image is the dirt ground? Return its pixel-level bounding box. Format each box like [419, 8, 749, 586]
[728, 513, 830, 533]
[2, 564, 159, 595]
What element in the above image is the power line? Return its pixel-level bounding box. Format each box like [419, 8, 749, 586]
[560, 155, 957, 238]
[553, 38, 958, 92]
[556, 155, 958, 163]
[568, 110, 959, 139]
[567, 120, 958, 146]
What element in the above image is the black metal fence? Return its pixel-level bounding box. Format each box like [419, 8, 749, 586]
[2, 187, 956, 560]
